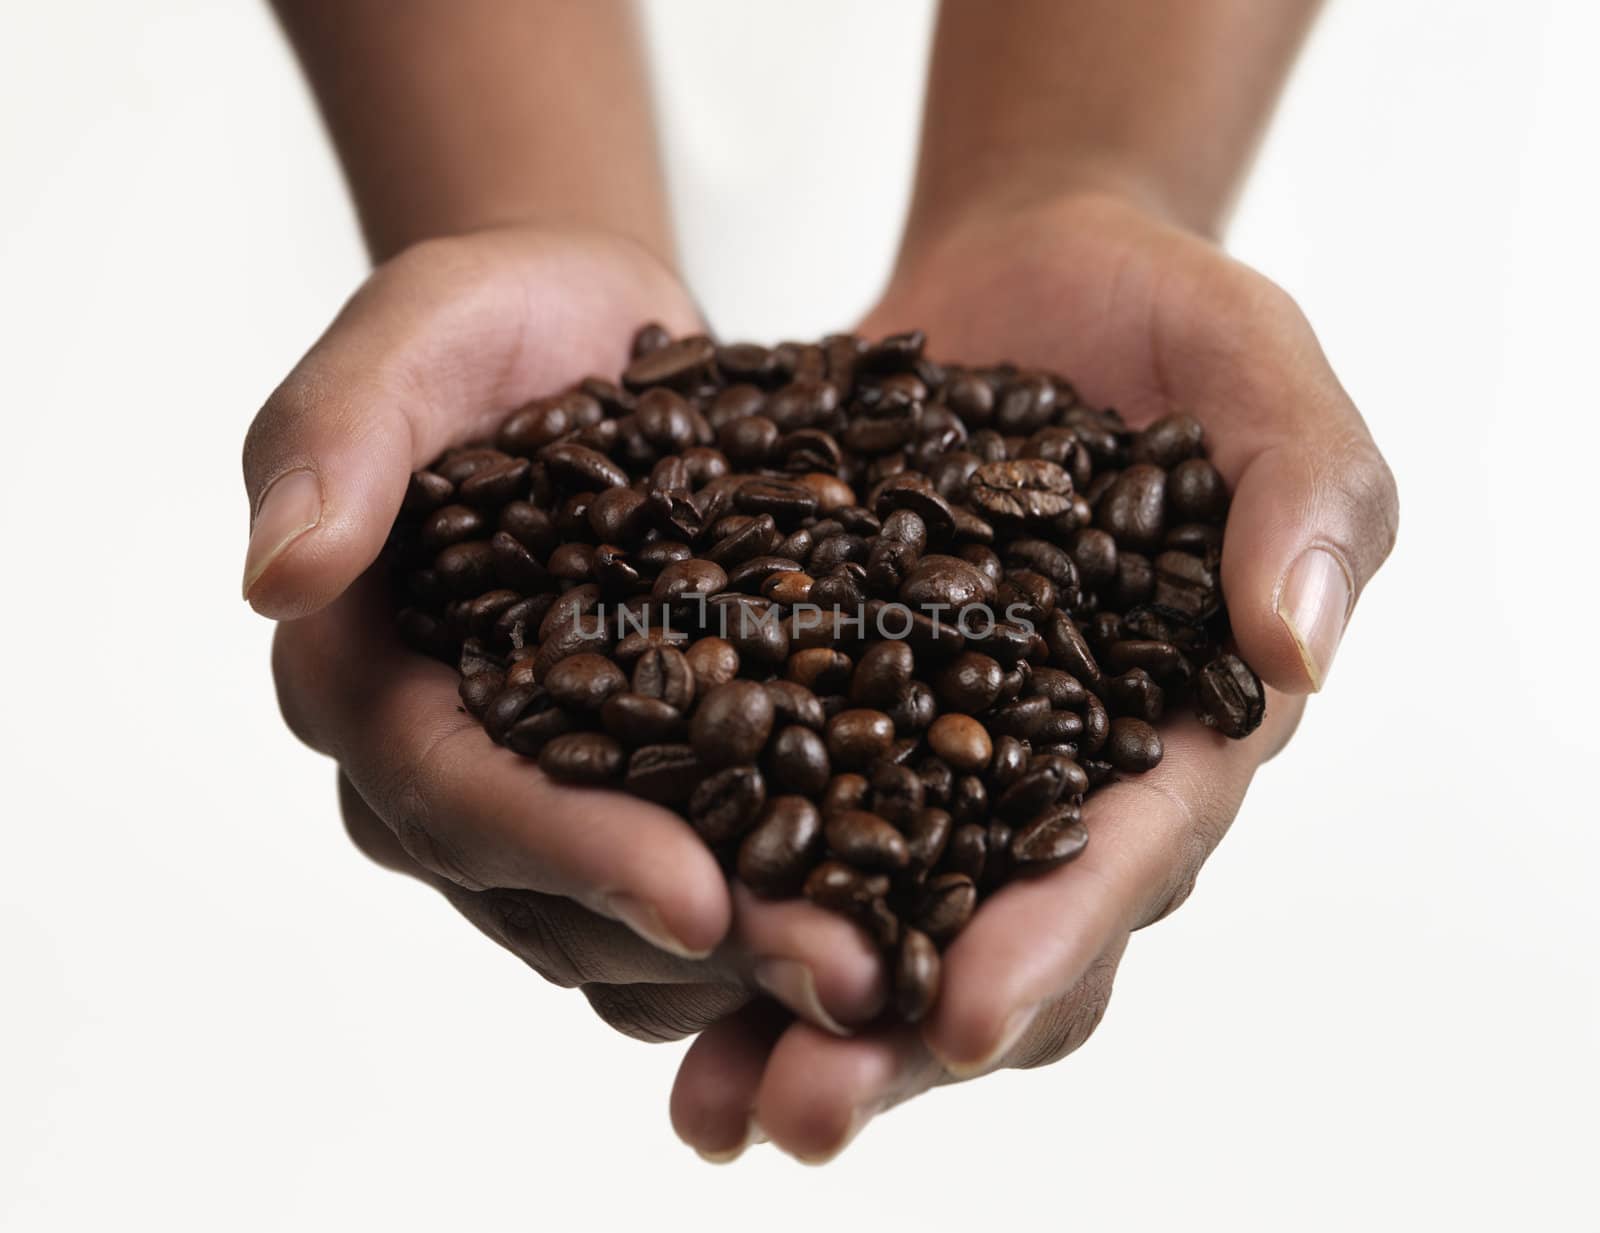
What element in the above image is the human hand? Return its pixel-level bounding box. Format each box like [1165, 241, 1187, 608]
[667, 190, 1398, 1161]
[245, 226, 887, 1044]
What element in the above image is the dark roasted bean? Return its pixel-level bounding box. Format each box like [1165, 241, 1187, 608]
[737, 796, 823, 896]
[1010, 804, 1089, 872]
[824, 708, 896, 770]
[688, 765, 768, 843]
[894, 929, 941, 1023]
[1192, 652, 1266, 737]
[824, 810, 910, 871]
[538, 732, 624, 785]
[1105, 716, 1164, 772]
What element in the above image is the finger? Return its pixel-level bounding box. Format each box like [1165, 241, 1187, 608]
[746, 938, 1131, 1162]
[277, 579, 732, 958]
[242, 228, 698, 618]
[726, 883, 887, 1036]
[580, 982, 752, 1044]
[751, 1021, 941, 1164]
[1174, 274, 1400, 694]
[670, 1002, 790, 1162]
[340, 769, 735, 986]
[924, 699, 1301, 1075]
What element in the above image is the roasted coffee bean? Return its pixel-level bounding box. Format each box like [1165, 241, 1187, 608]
[632, 645, 696, 711]
[1096, 463, 1167, 550]
[915, 872, 976, 945]
[943, 821, 988, 881]
[803, 860, 891, 914]
[824, 708, 896, 770]
[763, 680, 825, 730]
[899, 553, 995, 609]
[918, 757, 955, 808]
[768, 725, 831, 796]
[1132, 412, 1204, 468]
[1105, 716, 1164, 772]
[543, 652, 627, 711]
[870, 763, 926, 825]
[1107, 668, 1165, 722]
[926, 713, 993, 773]
[737, 796, 823, 896]
[652, 558, 727, 603]
[538, 732, 625, 785]
[821, 772, 872, 819]
[458, 671, 503, 718]
[623, 743, 703, 803]
[934, 651, 1004, 714]
[689, 680, 775, 769]
[902, 806, 953, 878]
[850, 640, 915, 707]
[1167, 457, 1228, 523]
[886, 679, 937, 734]
[541, 441, 630, 491]
[949, 774, 989, 827]
[967, 459, 1075, 522]
[1027, 666, 1089, 710]
[688, 765, 768, 843]
[623, 333, 715, 391]
[684, 636, 739, 696]
[1192, 653, 1266, 737]
[1152, 550, 1219, 620]
[601, 691, 688, 744]
[435, 540, 498, 597]
[1010, 804, 1089, 873]
[824, 810, 911, 871]
[894, 929, 941, 1023]
[988, 734, 1031, 790]
[1044, 610, 1103, 687]
[421, 504, 486, 553]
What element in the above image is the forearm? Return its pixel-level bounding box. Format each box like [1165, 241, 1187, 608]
[272, 0, 672, 264]
[905, 0, 1320, 246]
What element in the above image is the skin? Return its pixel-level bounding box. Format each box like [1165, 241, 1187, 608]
[246, 0, 1399, 1165]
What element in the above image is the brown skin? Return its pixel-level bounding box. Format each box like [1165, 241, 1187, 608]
[245, 0, 1398, 1164]
[271, 0, 674, 263]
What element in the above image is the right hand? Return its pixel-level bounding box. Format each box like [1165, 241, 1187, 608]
[244, 226, 885, 1057]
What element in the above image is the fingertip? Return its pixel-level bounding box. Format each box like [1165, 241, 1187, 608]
[754, 1025, 868, 1162]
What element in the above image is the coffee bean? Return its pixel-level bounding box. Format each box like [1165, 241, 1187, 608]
[850, 640, 914, 707]
[1010, 804, 1089, 872]
[690, 680, 775, 769]
[968, 459, 1075, 522]
[632, 645, 696, 711]
[764, 680, 826, 730]
[824, 709, 896, 770]
[1192, 652, 1266, 738]
[1108, 667, 1165, 722]
[934, 651, 1003, 714]
[623, 333, 715, 391]
[1105, 716, 1164, 772]
[768, 725, 831, 796]
[737, 796, 823, 897]
[543, 652, 627, 711]
[824, 810, 910, 871]
[1132, 412, 1204, 468]
[903, 806, 953, 878]
[894, 929, 941, 1023]
[684, 636, 740, 696]
[870, 762, 925, 825]
[926, 713, 993, 773]
[821, 772, 872, 818]
[1096, 463, 1167, 550]
[915, 872, 976, 945]
[688, 765, 768, 843]
[538, 732, 624, 785]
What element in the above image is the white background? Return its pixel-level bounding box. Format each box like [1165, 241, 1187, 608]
[2, 2, 1596, 1230]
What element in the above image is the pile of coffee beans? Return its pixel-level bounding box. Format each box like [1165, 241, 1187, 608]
[389, 326, 1264, 1022]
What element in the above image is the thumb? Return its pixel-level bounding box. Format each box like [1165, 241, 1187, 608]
[240, 229, 695, 619]
[1215, 351, 1399, 695]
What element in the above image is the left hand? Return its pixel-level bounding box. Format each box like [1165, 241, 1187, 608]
[669, 189, 1399, 1162]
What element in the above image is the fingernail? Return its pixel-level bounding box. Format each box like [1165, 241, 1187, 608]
[936, 1003, 1038, 1080]
[793, 1105, 876, 1166]
[243, 469, 321, 601]
[602, 894, 710, 960]
[693, 1115, 765, 1165]
[1276, 547, 1354, 691]
[753, 958, 851, 1036]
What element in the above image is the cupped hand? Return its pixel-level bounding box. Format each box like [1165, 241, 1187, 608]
[245, 226, 886, 1046]
[668, 191, 1399, 1162]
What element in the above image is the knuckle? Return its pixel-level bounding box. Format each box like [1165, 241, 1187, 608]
[1014, 950, 1122, 1069]
[480, 890, 588, 987]
[580, 984, 726, 1044]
